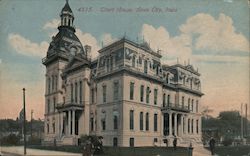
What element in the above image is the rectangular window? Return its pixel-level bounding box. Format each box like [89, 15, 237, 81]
[140, 85, 144, 102]
[102, 119, 106, 131]
[140, 112, 143, 131]
[130, 82, 134, 100]
[114, 115, 118, 130]
[196, 100, 199, 112]
[90, 117, 94, 131]
[146, 113, 149, 131]
[80, 81, 82, 104]
[48, 77, 51, 94]
[154, 114, 158, 132]
[154, 89, 158, 105]
[53, 123, 55, 133]
[103, 85, 107, 103]
[52, 76, 54, 91]
[91, 88, 94, 104]
[114, 82, 119, 101]
[55, 76, 57, 91]
[129, 138, 134, 147]
[146, 87, 150, 103]
[75, 82, 78, 103]
[113, 137, 118, 147]
[53, 98, 56, 112]
[167, 95, 170, 106]
[163, 93, 166, 107]
[47, 99, 50, 113]
[182, 96, 184, 107]
[191, 99, 194, 111]
[71, 84, 73, 103]
[196, 119, 199, 134]
[130, 110, 134, 130]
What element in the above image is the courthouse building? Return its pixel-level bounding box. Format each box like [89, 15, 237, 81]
[42, 1, 204, 147]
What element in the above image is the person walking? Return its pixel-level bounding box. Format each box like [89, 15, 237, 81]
[173, 135, 177, 150]
[209, 137, 216, 155]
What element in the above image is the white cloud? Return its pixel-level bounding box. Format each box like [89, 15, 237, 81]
[101, 33, 117, 46]
[75, 29, 100, 59]
[180, 13, 249, 52]
[141, 13, 249, 65]
[141, 24, 192, 63]
[8, 33, 49, 58]
[43, 19, 60, 30]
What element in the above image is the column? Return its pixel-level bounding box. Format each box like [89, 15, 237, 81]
[68, 110, 71, 135]
[169, 112, 172, 136]
[72, 110, 75, 136]
[180, 115, 183, 136]
[174, 113, 177, 136]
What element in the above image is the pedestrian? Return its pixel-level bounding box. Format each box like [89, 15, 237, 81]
[209, 137, 216, 155]
[173, 135, 177, 150]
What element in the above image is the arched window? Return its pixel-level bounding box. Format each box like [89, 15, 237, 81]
[145, 113, 149, 131]
[140, 112, 143, 130]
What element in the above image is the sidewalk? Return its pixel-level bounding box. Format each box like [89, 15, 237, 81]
[192, 146, 219, 156]
[1, 146, 82, 156]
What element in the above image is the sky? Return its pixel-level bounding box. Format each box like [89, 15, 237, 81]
[0, 0, 249, 120]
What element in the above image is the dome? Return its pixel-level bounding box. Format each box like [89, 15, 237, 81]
[47, 27, 85, 56]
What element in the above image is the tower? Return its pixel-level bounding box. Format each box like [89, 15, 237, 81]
[42, 0, 89, 145]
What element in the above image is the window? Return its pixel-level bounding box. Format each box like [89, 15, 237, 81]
[167, 95, 170, 106]
[144, 60, 148, 74]
[90, 117, 94, 131]
[52, 76, 54, 91]
[55, 76, 58, 90]
[113, 137, 118, 147]
[191, 99, 194, 111]
[196, 100, 199, 112]
[140, 112, 143, 130]
[154, 138, 158, 143]
[182, 96, 184, 107]
[53, 97, 56, 112]
[102, 119, 106, 131]
[154, 89, 158, 105]
[80, 81, 83, 104]
[140, 85, 144, 102]
[47, 99, 50, 113]
[71, 84, 73, 102]
[130, 82, 134, 100]
[154, 114, 158, 131]
[188, 119, 190, 133]
[132, 56, 136, 67]
[130, 110, 134, 130]
[146, 113, 149, 131]
[47, 123, 49, 133]
[48, 77, 51, 93]
[110, 56, 113, 70]
[191, 119, 194, 133]
[114, 82, 119, 100]
[163, 93, 166, 107]
[103, 85, 107, 103]
[91, 88, 94, 104]
[196, 119, 199, 134]
[129, 138, 134, 147]
[114, 115, 118, 130]
[52, 123, 55, 133]
[188, 98, 190, 110]
[75, 82, 78, 103]
[146, 87, 150, 103]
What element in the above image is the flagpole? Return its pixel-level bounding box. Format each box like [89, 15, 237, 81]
[23, 88, 27, 155]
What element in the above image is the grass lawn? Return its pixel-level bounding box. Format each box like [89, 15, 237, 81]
[206, 146, 250, 156]
[28, 145, 191, 156]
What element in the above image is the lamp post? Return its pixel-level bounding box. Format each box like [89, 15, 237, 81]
[23, 88, 27, 155]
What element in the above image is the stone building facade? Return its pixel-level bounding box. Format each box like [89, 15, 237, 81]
[42, 1, 204, 147]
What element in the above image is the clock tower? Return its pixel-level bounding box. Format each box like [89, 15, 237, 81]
[42, 0, 90, 145]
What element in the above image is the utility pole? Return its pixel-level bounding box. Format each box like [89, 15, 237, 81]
[23, 88, 27, 155]
[241, 103, 244, 139]
[31, 109, 33, 139]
